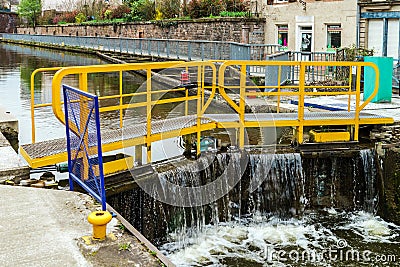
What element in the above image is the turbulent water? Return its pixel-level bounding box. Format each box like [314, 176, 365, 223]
[159, 149, 400, 266]
[162, 210, 400, 266]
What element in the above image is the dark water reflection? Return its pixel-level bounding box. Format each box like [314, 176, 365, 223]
[0, 43, 144, 144]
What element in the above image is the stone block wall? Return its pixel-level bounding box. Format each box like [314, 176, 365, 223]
[17, 17, 265, 44]
[379, 147, 400, 226]
[370, 125, 400, 146]
[0, 12, 18, 33]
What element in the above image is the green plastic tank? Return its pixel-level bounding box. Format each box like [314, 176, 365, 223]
[363, 56, 393, 103]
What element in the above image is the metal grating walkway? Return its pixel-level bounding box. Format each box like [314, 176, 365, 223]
[20, 112, 393, 168]
[20, 115, 214, 168]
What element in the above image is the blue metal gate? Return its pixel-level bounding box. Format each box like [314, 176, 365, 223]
[63, 85, 107, 210]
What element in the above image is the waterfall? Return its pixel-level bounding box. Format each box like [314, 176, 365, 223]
[360, 149, 378, 213]
[158, 149, 397, 267]
[156, 152, 305, 248]
[247, 153, 305, 217]
[107, 148, 380, 247]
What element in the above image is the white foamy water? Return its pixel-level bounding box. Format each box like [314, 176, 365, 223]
[162, 211, 400, 267]
[339, 211, 400, 243]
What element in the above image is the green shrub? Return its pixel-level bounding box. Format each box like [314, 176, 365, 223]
[125, 0, 155, 21]
[111, 5, 131, 19]
[158, 0, 180, 19]
[222, 0, 248, 12]
[219, 11, 249, 17]
[75, 12, 86, 23]
[187, 0, 223, 18]
[59, 10, 79, 23]
[103, 9, 112, 20]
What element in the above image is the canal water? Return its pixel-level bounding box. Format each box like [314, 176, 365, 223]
[163, 210, 400, 266]
[1, 42, 399, 266]
[0, 42, 107, 144]
[0, 42, 185, 162]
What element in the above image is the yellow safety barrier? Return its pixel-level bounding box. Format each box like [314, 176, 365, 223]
[50, 61, 217, 163]
[217, 60, 388, 146]
[22, 60, 394, 169]
[30, 67, 64, 143]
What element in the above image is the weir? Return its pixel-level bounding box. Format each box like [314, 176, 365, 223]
[2, 41, 400, 266]
[7, 51, 397, 265]
[107, 146, 380, 246]
[20, 60, 393, 169]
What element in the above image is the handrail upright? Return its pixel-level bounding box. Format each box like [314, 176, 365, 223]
[30, 67, 63, 143]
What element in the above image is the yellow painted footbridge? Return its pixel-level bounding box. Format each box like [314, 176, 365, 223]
[21, 60, 394, 170]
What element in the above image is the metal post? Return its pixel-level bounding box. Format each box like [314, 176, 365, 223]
[356, 5, 360, 47]
[354, 65, 362, 141]
[146, 68, 152, 163]
[196, 65, 202, 156]
[296, 62, 305, 144]
[63, 96, 73, 192]
[397, 19, 400, 61]
[239, 65, 246, 148]
[30, 71, 36, 143]
[277, 65, 282, 113]
[348, 65, 352, 112]
[119, 70, 123, 128]
[188, 42, 192, 61]
[176, 41, 180, 59]
[185, 86, 189, 116]
[135, 145, 143, 166]
[383, 18, 388, 57]
[78, 73, 89, 180]
[166, 40, 170, 58]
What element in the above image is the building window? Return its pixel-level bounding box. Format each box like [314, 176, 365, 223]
[278, 25, 288, 49]
[327, 25, 342, 50]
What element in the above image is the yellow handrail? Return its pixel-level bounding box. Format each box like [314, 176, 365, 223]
[23, 59, 392, 168]
[30, 67, 64, 143]
[33, 61, 381, 147]
[51, 61, 217, 160]
[218, 60, 381, 145]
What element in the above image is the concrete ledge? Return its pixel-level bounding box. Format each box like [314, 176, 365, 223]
[0, 130, 10, 147]
[0, 137, 29, 182]
[0, 105, 18, 132]
[0, 105, 29, 181]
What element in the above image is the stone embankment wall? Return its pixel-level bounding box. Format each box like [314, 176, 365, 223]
[370, 125, 400, 225]
[17, 17, 265, 44]
[370, 125, 400, 145]
[0, 12, 18, 33]
[379, 146, 400, 226]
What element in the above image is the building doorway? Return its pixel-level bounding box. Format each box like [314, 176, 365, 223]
[298, 26, 313, 61]
[300, 28, 312, 52]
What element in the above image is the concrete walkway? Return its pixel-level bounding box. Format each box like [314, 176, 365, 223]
[0, 186, 93, 267]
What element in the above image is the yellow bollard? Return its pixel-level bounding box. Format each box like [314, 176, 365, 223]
[87, 211, 112, 240]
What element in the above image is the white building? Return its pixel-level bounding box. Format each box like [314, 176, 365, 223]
[359, 0, 400, 60]
[260, 0, 358, 52]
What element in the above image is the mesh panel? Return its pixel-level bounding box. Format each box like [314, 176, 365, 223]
[63, 85, 106, 210]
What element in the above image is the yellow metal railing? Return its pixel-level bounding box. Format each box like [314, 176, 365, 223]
[50, 61, 217, 161]
[30, 67, 64, 143]
[217, 60, 382, 145]
[25, 60, 393, 168]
